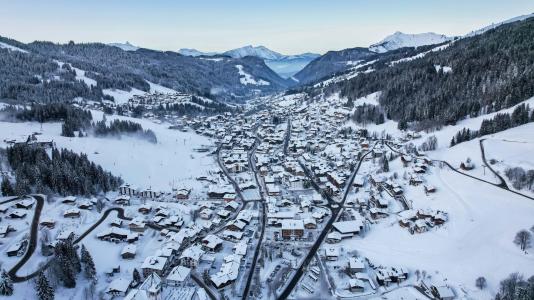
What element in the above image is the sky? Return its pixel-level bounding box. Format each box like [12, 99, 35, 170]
[1, 0, 533, 55]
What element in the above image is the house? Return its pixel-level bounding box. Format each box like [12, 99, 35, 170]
[431, 286, 456, 300]
[460, 160, 475, 170]
[138, 204, 152, 214]
[61, 196, 77, 205]
[179, 245, 204, 268]
[0, 225, 14, 238]
[201, 234, 223, 252]
[348, 279, 365, 293]
[325, 246, 339, 261]
[114, 195, 131, 206]
[280, 219, 304, 239]
[166, 265, 191, 287]
[63, 208, 81, 218]
[8, 210, 27, 219]
[303, 218, 317, 229]
[119, 184, 138, 196]
[125, 273, 163, 300]
[141, 256, 169, 277]
[15, 199, 35, 209]
[326, 232, 342, 244]
[424, 185, 437, 193]
[6, 241, 26, 257]
[121, 244, 137, 260]
[332, 220, 364, 236]
[175, 188, 191, 200]
[129, 218, 147, 233]
[210, 254, 241, 289]
[97, 227, 129, 242]
[225, 201, 239, 211]
[348, 257, 365, 274]
[106, 278, 132, 297]
[226, 219, 246, 232]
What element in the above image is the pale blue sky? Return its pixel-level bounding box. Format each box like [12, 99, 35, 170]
[1, 0, 533, 54]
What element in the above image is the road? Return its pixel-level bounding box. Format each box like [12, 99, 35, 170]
[277, 143, 376, 300]
[8, 198, 132, 283]
[479, 139, 508, 189]
[242, 124, 267, 300]
[385, 142, 534, 201]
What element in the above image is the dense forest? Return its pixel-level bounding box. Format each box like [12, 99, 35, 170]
[4, 144, 122, 196]
[335, 17, 534, 129]
[93, 118, 157, 143]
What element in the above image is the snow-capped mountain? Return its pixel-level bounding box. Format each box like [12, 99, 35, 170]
[178, 48, 218, 57]
[178, 45, 319, 78]
[108, 41, 139, 51]
[223, 45, 284, 60]
[369, 32, 453, 53]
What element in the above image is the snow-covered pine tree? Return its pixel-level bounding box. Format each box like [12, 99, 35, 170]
[36, 271, 54, 300]
[0, 269, 14, 296]
[80, 245, 96, 282]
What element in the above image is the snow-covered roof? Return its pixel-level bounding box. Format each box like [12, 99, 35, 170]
[166, 265, 191, 283]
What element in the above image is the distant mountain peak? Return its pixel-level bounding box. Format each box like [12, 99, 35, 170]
[108, 41, 139, 51]
[223, 45, 284, 60]
[369, 32, 453, 53]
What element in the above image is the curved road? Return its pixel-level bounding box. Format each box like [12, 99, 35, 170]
[479, 139, 508, 189]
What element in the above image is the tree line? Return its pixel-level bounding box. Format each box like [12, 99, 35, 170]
[4, 144, 122, 196]
[450, 104, 533, 146]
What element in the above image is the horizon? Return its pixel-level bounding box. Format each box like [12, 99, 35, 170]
[0, 0, 533, 55]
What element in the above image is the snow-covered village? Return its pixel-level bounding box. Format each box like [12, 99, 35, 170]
[1, 2, 534, 300]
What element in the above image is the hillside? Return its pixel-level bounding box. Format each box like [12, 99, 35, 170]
[0, 37, 291, 104]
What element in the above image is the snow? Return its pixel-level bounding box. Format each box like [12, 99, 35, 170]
[435, 65, 453, 74]
[72, 67, 97, 87]
[0, 41, 28, 53]
[178, 48, 218, 57]
[224, 45, 284, 60]
[389, 43, 450, 66]
[147, 81, 176, 94]
[370, 31, 453, 53]
[354, 92, 380, 107]
[103, 88, 146, 105]
[235, 65, 270, 86]
[108, 41, 139, 51]
[0, 112, 215, 194]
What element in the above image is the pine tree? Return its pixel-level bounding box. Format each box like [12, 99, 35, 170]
[132, 268, 141, 286]
[1, 177, 14, 196]
[80, 245, 96, 282]
[382, 157, 389, 172]
[36, 271, 54, 300]
[0, 269, 14, 296]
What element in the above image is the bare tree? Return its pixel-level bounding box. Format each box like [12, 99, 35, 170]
[514, 230, 532, 251]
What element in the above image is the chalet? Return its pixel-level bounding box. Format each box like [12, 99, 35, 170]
[77, 200, 93, 210]
[0, 225, 14, 238]
[401, 155, 413, 165]
[138, 204, 152, 214]
[201, 234, 223, 252]
[0, 204, 9, 214]
[61, 196, 77, 205]
[97, 227, 129, 242]
[370, 208, 388, 219]
[15, 199, 35, 209]
[424, 185, 437, 193]
[199, 208, 213, 220]
[210, 254, 241, 289]
[348, 279, 365, 293]
[57, 230, 75, 241]
[225, 200, 239, 211]
[175, 188, 191, 200]
[121, 244, 137, 260]
[141, 256, 169, 277]
[217, 209, 231, 219]
[166, 266, 191, 287]
[114, 195, 131, 206]
[141, 188, 159, 199]
[226, 219, 246, 232]
[303, 218, 317, 229]
[348, 257, 365, 274]
[106, 278, 131, 297]
[325, 246, 339, 261]
[332, 220, 364, 236]
[280, 219, 304, 239]
[326, 232, 342, 244]
[431, 286, 456, 300]
[460, 160, 474, 170]
[63, 208, 81, 218]
[129, 218, 147, 233]
[179, 245, 204, 268]
[6, 241, 25, 257]
[221, 230, 243, 242]
[119, 184, 138, 196]
[39, 218, 56, 229]
[125, 273, 163, 300]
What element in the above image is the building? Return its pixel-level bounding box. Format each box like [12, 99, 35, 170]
[106, 278, 132, 297]
[280, 219, 304, 239]
[166, 266, 191, 287]
[179, 245, 204, 268]
[141, 256, 169, 277]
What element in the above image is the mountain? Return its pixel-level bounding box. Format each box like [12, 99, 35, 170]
[178, 45, 320, 78]
[293, 47, 376, 84]
[108, 42, 139, 51]
[223, 45, 284, 60]
[331, 15, 534, 129]
[369, 32, 453, 53]
[0, 36, 291, 104]
[178, 48, 217, 57]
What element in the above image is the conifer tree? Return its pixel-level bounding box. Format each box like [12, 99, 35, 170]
[0, 269, 13, 296]
[36, 271, 54, 300]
